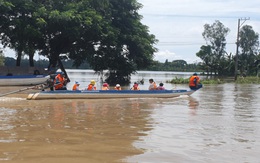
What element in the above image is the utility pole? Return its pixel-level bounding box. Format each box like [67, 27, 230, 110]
[234, 17, 250, 81]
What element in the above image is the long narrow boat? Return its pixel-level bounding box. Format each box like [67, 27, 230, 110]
[27, 88, 200, 100]
[0, 75, 49, 86]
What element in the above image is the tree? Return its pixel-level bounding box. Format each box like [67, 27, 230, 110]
[196, 45, 212, 75]
[238, 25, 259, 76]
[199, 20, 230, 75]
[0, 0, 40, 66]
[1, 0, 157, 84]
[68, 0, 157, 84]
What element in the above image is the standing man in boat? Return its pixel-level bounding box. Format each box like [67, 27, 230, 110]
[54, 72, 67, 90]
[189, 73, 202, 90]
[148, 79, 157, 90]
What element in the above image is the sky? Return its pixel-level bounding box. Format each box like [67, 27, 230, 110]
[138, 0, 260, 63]
[2, 0, 260, 63]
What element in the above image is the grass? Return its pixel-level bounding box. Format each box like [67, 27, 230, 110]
[166, 76, 260, 84]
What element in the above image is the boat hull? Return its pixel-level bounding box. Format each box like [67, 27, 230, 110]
[27, 89, 197, 100]
[0, 75, 49, 86]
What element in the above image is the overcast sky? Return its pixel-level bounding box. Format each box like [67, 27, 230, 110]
[2, 0, 260, 63]
[138, 0, 260, 63]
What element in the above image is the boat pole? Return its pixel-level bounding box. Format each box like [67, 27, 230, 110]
[0, 84, 45, 97]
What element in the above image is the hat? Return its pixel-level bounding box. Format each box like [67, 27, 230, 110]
[75, 81, 80, 85]
[90, 80, 96, 85]
[103, 83, 108, 87]
[193, 73, 197, 76]
[116, 84, 120, 87]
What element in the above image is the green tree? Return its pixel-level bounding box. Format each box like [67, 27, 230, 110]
[238, 25, 259, 76]
[1, 0, 157, 84]
[0, 0, 40, 66]
[90, 0, 157, 84]
[196, 45, 212, 74]
[200, 20, 230, 75]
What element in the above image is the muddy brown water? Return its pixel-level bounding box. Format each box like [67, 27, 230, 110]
[1, 73, 260, 163]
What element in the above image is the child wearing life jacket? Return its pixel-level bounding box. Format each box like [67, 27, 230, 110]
[157, 83, 165, 90]
[87, 80, 96, 90]
[131, 82, 140, 90]
[102, 83, 109, 90]
[114, 84, 122, 90]
[148, 79, 157, 90]
[72, 81, 80, 91]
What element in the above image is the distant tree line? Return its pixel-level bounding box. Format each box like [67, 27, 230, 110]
[2, 57, 92, 69]
[2, 56, 201, 72]
[143, 59, 202, 72]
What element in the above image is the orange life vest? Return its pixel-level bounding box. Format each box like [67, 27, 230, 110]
[87, 84, 96, 90]
[72, 84, 79, 91]
[102, 87, 109, 90]
[114, 87, 122, 90]
[149, 82, 157, 90]
[189, 76, 200, 87]
[54, 74, 65, 90]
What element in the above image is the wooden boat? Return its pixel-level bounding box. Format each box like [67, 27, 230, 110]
[0, 75, 49, 86]
[27, 88, 200, 100]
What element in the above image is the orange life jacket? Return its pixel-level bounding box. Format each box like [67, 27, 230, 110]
[72, 84, 79, 91]
[149, 82, 157, 90]
[102, 87, 109, 90]
[54, 74, 65, 90]
[189, 76, 200, 87]
[114, 87, 121, 90]
[87, 84, 96, 90]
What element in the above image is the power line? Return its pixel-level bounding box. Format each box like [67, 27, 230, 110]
[156, 42, 236, 46]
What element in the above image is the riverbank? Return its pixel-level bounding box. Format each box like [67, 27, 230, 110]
[167, 76, 260, 84]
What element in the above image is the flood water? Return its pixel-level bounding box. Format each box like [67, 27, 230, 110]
[0, 70, 260, 163]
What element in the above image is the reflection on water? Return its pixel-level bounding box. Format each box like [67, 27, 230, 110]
[0, 98, 157, 162]
[1, 71, 260, 163]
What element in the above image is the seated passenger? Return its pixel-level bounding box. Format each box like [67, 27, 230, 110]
[102, 83, 109, 90]
[131, 82, 140, 90]
[54, 72, 67, 90]
[157, 83, 165, 90]
[87, 80, 96, 90]
[148, 79, 157, 90]
[114, 84, 122, 90]
[189, 73, 202, 90]
[72, 81, 80, 91]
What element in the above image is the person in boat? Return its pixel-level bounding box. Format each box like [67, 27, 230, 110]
[102, 83, 109, 90]
[157, 83, 165, 90]
[114, 84, 122, 90]
[189, 73, 202, 90]
[148, 79, 157, 90]
[131, 82, 140, 90]
[54, 72, 67, 90]
[72, 81, 80, 91]
[87, 80, 97, 90]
